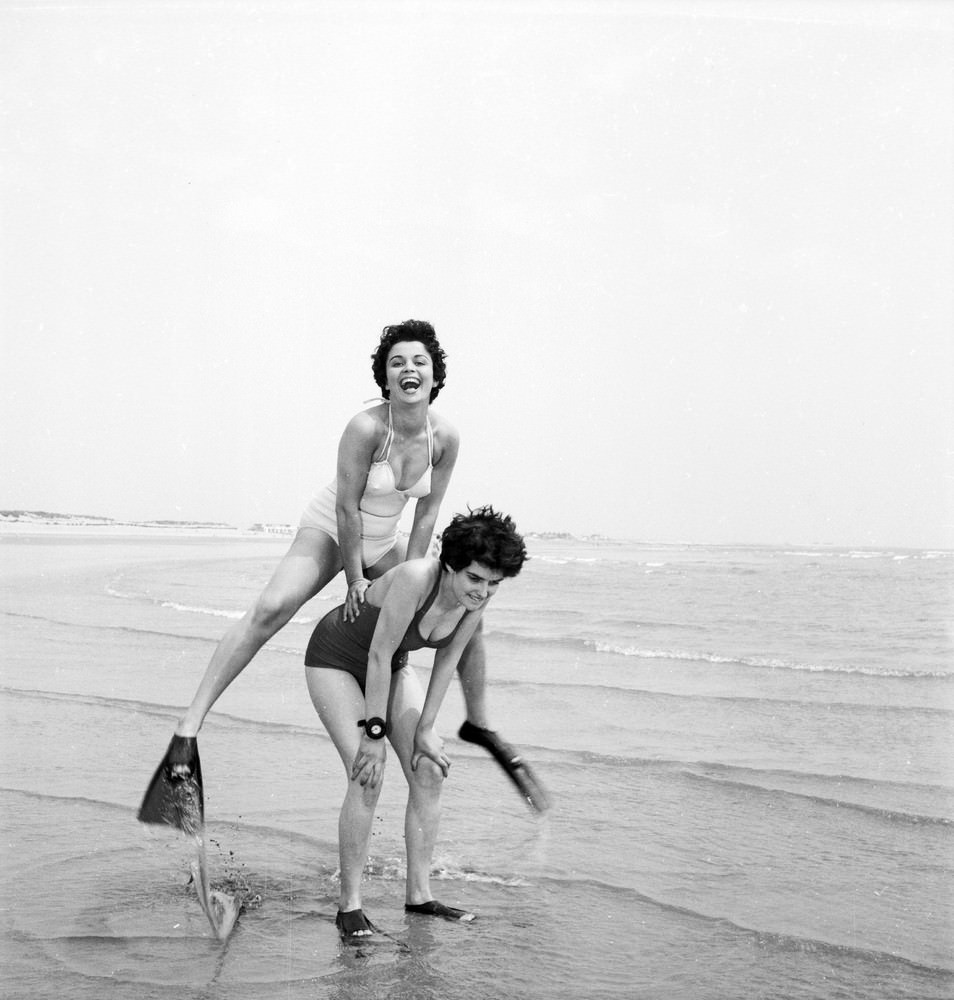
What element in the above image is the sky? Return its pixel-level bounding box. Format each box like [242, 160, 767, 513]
[2, 0, 952, 548]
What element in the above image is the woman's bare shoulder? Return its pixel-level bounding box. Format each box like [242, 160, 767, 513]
[368, 557, 439, 606]
[427, 409, 460, 449]
[341, 404, 387, 445]
[392, 556, 440, 589]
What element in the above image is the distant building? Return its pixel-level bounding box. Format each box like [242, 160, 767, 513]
[249, 523, 295, 536]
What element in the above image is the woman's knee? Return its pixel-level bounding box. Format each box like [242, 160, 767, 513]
[250, 530, 336, 634]
[347, 769, 385, 810]
[249, 588, 300, 634]
[409, 757, 445, 798]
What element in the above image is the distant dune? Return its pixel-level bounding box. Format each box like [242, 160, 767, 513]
[0, 510, 620, 543]
[0, 510, 295, 537]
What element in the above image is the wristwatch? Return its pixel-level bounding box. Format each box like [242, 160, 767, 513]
[357, 717, 387, 740]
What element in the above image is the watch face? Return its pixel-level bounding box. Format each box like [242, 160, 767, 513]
[367, 719, 386, 739]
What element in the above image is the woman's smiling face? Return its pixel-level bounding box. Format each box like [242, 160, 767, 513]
[386, 341, 433, 402]
[449, 561, 504, 610]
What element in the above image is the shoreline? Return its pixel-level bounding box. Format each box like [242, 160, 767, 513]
[0, 522, 290, 539]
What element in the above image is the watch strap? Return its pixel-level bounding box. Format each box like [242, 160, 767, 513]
[357, 717, 387, 740]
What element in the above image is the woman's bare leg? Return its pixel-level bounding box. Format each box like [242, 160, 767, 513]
[176, 527, 343, 736]
[306, 666, 380, 914]
[386, 665, 444, 906]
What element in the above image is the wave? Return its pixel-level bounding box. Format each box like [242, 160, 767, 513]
[686, 759, 954, 798]
[483, 627, 952, 679]
[485, 676, 954, 717]
[0, 685, 330, 743]
[3, 609, 223, 645]
[681, 771, 954, 828]
[0, 786, 337, 854]
[105, 584, 332, 625]
[531, 871, 954, 977]
[588, 615, 712, 632]
[783, 549, 953, 561]
[530, 556, 676, 570]
[586, 639, 952, 679]
[4, 608, 317, 658]
[532, 556, 599, 565]
[155, 600, 243, 621]
[538, 749, 954, 820]
[0, 786, 148, 818]
[844, 550, 949, 561]
[153, 599, 323, 626]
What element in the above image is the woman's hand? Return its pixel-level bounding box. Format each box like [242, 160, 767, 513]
[411, 726, 450, 777]
[351, 735, 387, 788]
[344, 578, 371, 622]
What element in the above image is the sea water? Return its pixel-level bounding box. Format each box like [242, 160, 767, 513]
[0, 533, 951, 999]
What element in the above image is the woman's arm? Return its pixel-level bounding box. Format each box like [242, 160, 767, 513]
[405, 417, 460, 560]
[411, 610, 483, 775]
[335, 411, 381, 619]
[349, 562, 432, 787]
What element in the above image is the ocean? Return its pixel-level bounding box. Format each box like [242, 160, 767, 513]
[1, 531, 951, 999]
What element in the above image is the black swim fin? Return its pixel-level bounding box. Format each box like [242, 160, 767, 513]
[458, 721, 550, 813]
[137, 735, 204, 835]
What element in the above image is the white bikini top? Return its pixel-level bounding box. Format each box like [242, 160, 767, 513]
[360, 406, 433, 516]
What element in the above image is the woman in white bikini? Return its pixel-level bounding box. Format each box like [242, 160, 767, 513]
[172, 320, 458, 739]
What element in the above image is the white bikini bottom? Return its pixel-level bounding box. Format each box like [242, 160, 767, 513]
[298, 483, 403, 568]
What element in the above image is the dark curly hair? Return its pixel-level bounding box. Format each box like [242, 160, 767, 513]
[439, 506, 527, 578]
[371, 320, 447, 402]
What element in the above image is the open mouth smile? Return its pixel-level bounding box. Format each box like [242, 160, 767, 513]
[399, 377, 421, 391]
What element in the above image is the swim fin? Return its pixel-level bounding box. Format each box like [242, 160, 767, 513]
[137, 735, 204, 835]
[458, 721, 550, 813]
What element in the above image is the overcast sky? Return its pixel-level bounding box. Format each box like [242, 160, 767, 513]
[2, 0, 951, 547]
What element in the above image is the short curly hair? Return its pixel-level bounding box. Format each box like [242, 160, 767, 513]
[439, 506, 527, 578]
[371, 320, 447, 402]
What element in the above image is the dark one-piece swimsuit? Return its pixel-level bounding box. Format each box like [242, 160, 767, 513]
[304, 574, 469, 692]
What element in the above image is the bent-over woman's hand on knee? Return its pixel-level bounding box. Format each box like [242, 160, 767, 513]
[351, 736, 386, 788]
[411, 726, 450, 777]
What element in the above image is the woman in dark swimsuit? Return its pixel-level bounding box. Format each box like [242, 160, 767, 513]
[304, 507, 527, 939]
